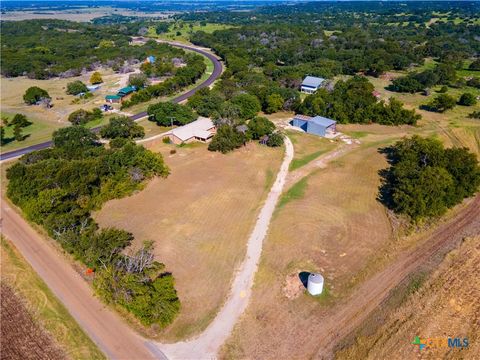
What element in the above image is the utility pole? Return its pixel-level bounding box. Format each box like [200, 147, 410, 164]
[169, 116, 176, 128]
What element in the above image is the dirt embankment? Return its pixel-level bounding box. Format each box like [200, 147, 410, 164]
[315, 195, 480, 359]
[335, 235, 480, 360]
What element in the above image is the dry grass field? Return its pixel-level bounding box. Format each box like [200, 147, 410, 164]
[220, 71, 480, 358]
[336, 236, 480, 360]
[94, 141, 284, 341]
[221, 138, 394, 359]
[0, 237, 105, 360]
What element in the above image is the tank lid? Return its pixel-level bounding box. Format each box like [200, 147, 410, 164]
[308, 273, 324, 284]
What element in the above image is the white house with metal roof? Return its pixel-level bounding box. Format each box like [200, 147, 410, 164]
[165, 117, 216, 145]
[300, 76, 325, 94]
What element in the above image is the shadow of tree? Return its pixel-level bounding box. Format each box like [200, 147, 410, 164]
[377, 145, 397, 210]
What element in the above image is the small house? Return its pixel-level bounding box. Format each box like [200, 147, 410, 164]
[105, 95, 122, 104]
[291, 114, 336, 137]
[165, 117, 216, 145]
[87, 84, 101, 92]
[146, 55, 156, 64]
[300, 76, 325, 94]
[117, 86, 136, 97]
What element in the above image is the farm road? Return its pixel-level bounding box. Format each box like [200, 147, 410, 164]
[153, 136, 294, 358]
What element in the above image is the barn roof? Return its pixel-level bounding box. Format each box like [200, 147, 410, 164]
[301, 76, 325, 88]
[105, 95, 121, 100]
[310, 116, 336, 127]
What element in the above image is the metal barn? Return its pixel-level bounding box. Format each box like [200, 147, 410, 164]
[291, 115, 337, 137]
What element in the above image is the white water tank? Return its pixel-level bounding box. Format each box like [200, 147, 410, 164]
[307, 273, 324, 296]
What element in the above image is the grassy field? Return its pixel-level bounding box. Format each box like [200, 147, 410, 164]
[220, 67, 480, 358]
[336, 236, 480, 360]
[0, 237, 105, 360]
[94, 141, 284, 341]
[0, 68, 132, 152]
[148, 21, 234, 43]
[287, 130, 337, 171]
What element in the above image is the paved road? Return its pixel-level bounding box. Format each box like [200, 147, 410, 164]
[0, 42, 223, 161]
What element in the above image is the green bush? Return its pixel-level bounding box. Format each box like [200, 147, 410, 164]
[208, 125, 246, 153]
[458, 92, 477, 106]
[23, 86, 50, 105]
[66, 80, 89, 95]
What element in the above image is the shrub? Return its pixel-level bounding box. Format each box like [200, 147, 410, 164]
[90, 71, 103, 84]
[68, 108, 102, 125]
[66, 80, 88, 95]
[162, 137, 171, 144]
[458, 93, 477, 106]
[10, 113, 32, 128]
[247, 116, 275, 140]
[23, 86, 51, 105]
[424, 94, 456, 113]
[266, 132, 284, 147]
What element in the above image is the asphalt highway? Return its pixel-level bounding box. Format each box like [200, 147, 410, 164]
[0, 42, 222, 161]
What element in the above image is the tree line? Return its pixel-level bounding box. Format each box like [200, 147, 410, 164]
[379, 136, 480, 221]
[6, 127, 180, 327]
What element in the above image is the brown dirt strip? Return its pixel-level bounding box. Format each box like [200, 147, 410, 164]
[0, 283, 67, 360]
[314, 195, 480, 359]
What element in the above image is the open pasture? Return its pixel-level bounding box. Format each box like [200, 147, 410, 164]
[94, 141, 284, 340]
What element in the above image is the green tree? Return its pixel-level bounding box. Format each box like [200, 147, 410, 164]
[23, 86, 51, 105]
[68, 109, 100, 126]
[208, 125, 246, 153]
[90, 71, 103, 84]
[247, 116, 275, 140]
[231, 93, 261, 120]
[10, 113, 32, 128]
[458, 93, 477, 106]
[147, 102, 196, 126]
[265, 93, 284, 114]
[128, 73, 148, 89]
[156, 22, 170, 35]
[469, 59, 480, 71]
[266, 132, 284, 147]
[66, 80, 88, 95]
[52, 126, 99, 154]
[0, 126, 5, 145]
[425, 94, 457, 112]
[13, 124, 25, 141]
[100, 116, 145, 139]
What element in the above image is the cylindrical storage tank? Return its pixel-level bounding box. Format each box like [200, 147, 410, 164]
[307, 273, 324, 296]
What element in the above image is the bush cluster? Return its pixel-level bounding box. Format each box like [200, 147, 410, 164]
[6, 127, 180, 327]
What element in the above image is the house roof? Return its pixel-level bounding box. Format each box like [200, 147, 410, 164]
[147, 55, 156, 62]
[117, 86, 136, 95]
[168, 117, 215, 141]
[292, 114, 313, 121]
[301, 76, 325, 88]
[105, 95, 122, 100]
[310, 116, 336, 127]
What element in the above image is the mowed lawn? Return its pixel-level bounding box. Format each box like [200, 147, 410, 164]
[221, 141, 393, 359]
[94, 141, 284, 340]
